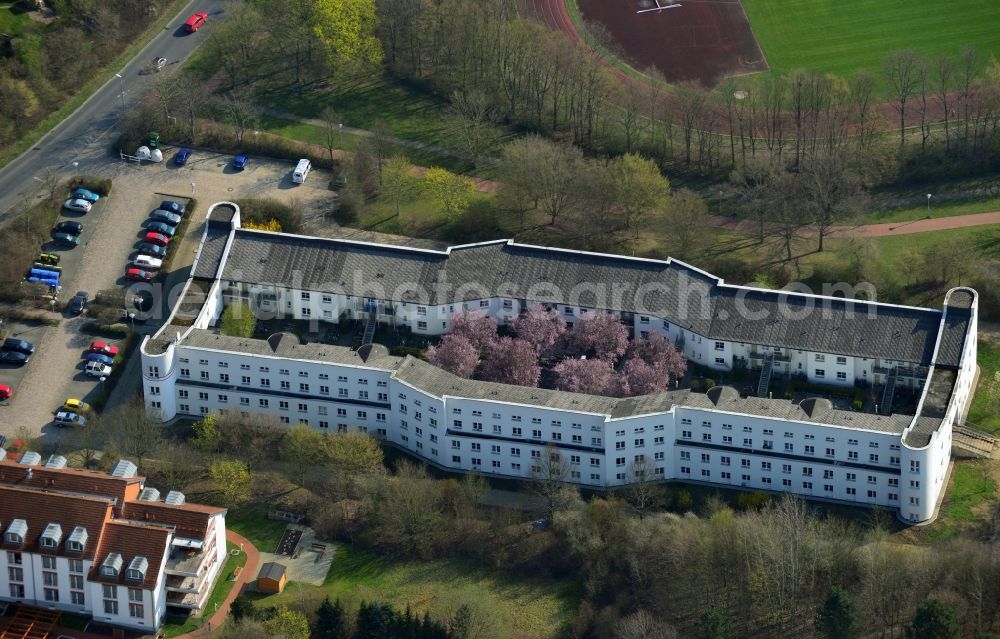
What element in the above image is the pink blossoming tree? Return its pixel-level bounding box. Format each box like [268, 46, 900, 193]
[449, 312, 499, 353]
[566, 313, 629, 362]
[427, 334, 479, 378]
[553, 357, 615, 395]
[511, 304, 567, 356]
[480, 337, 540, 387]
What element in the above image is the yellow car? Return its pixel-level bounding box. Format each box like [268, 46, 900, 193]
[62, 399, 91, 414]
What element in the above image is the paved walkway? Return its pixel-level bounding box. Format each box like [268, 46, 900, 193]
[705, 211, 1000, 239]
[175, 530, 260, 638]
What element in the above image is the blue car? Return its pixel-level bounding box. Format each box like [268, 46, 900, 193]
[70, 187, 100, 203]
[232, 153, 248, 170]
[159, 200, 185, 215]
[146, 221, 176, 237]
[174, 148, 193, 166]
[84, 352, 114, 366]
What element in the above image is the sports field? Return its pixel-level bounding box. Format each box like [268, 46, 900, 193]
[741, 0, 1000, 77]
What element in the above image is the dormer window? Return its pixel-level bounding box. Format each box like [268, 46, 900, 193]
[101, 552, 123, 577]
[40, 523, 62, 548]
[67, 526, 88, 553]
[5, 519, 27, 545]
[127, 556, 148, 582]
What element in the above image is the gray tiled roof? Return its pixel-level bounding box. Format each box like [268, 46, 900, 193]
[181, 329, 403, 370]
[191, 224, 232, 280]
[393, 357, 915, 434]
[211, 232, 969, 365]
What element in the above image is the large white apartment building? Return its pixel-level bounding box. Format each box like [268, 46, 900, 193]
[0, 453, 227, 631]
[140, 202, 978, 523]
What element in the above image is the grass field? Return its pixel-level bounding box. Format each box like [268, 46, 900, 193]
[968, 340, 1000, 434]
[225, 507, 288, 554]
[918, 462, 997, 543]
[741, 0, 1000, 78]
[255, 545, 578, 639]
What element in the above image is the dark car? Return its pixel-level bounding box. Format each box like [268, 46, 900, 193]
[137, 242, 167, 258]
[69, 291, 89, 315]
[0, 351, 28, 366]
[150, 209, 182, 226]
[53, 221, 83, 236]
[84, 352, 114, 366]
[232, 153, 248, 170]
[174, 148, 193, 166]
[3, 338, 34, 355]
[124, 268, 153, 282]
[159, 201, 186, 215]
[145, 221, 176, 237]
[183, 11, 208, 32]
[51, 232, 80, 247]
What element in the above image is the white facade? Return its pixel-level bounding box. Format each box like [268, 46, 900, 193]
[140, 204, 980, 523]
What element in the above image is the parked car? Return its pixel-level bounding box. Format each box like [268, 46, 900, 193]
[69, 291, 89, 315]
[89, 342, 120, 357]
[54, 411, 86, 427]
[84, 362, 113, 378]
[183, 11, 208, 32]
[125, 268, 153, 282]
[63, 198, 92, 213]
[133, 255, 163, 270]
[84, 352, 114, 367]
[143, 232, 170, 247]
[150, 209, 182, 226]
[70, 187, 100, 203]
[3, 338, 35, 355]
[37, 253, 60, 266]
[174, 148, 193, 166]
[232, 153, 249, 170]
[0, 351, 29, 366]
[160, 200, 186, 215]
[53, 221, 83, 236]
[137, 242, 167, 258]
[51, 232, 80, 247]
[83, 353, 115, 366]
[62, 398, 91, 413]
[145, 221, 177, 237]
[0, 384, 11, 401]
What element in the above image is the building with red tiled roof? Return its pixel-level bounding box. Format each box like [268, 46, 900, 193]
[0, 452, 228, 632]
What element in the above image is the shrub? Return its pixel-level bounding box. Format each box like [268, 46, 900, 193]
[234, 198, 301, 234]
[80, 322, 129, 338]
[220, 302, 256, 337]
[704, 378, 716, 390]
[68, 175, 112, 197]
[736, 491, 772, 511]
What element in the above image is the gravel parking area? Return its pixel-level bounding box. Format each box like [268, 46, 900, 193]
[0, 152, 340, 439]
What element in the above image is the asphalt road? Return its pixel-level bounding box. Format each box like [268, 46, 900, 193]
[0, 0, 234, 226]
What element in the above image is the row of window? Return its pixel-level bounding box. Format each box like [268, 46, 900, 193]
[677, 468, 901, 501]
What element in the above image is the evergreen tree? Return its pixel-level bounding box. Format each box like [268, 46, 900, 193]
[697, 607, 734, 639]
[908, 599, 961, 639]
[230, 594, 254, 621]
[314, 596, 344, 639]
[816, 587, 860, 639]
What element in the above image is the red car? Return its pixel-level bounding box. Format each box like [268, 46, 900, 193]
[0, 384, 11, 401]
[89, 342, 120, 357]
[183, 11, 208, 32]
[143, 232, 170, 247]
[125, 268, 153, 283]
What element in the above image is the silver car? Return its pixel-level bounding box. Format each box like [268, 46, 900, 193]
[85, 361, 112, 378]
[54, 411, 87, 427]
[63, 198, 93, 213]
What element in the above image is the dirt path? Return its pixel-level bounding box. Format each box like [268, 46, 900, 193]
[705, 211, 1000, 238]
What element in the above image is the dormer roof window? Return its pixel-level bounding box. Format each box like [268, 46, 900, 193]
[127, 556, 148, 581]
[5, 519, 27, 545]
[67, 526, 88, 553]
[101, 552, 123, 577]
[40, 523, 62, 548]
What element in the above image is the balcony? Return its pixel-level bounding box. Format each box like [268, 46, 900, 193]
[166, 569, 213, 595]
[164, 539, 214, 577]
[166, 589, 209, 610]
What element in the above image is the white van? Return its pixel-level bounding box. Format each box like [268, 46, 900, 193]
[293, 159, 311, 184]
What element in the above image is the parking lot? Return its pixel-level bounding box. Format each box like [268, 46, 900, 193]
[0, 151, 339, 438]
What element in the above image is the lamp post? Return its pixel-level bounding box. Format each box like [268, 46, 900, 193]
[926, 193, 932, 212]
[114, 73, 127, 121]
[128, 312, 135, 332]
[99, 376, 107, 398]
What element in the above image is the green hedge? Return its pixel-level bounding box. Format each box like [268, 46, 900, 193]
[69, 175, 113, 197]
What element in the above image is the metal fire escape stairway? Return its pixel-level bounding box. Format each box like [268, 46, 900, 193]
[880, 366, 898, 415]
[756, 353, 774, 397]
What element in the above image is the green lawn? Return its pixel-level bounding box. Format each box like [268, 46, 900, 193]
[225, 507, 287, 554]
[0, 4, 30, 35]
[921, 462, 997, 542]
[161, 542, 248, 638]
[968, 340, 1000, 434]
[741, 0, 1000, 78]
[254, 545, 579, 639]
